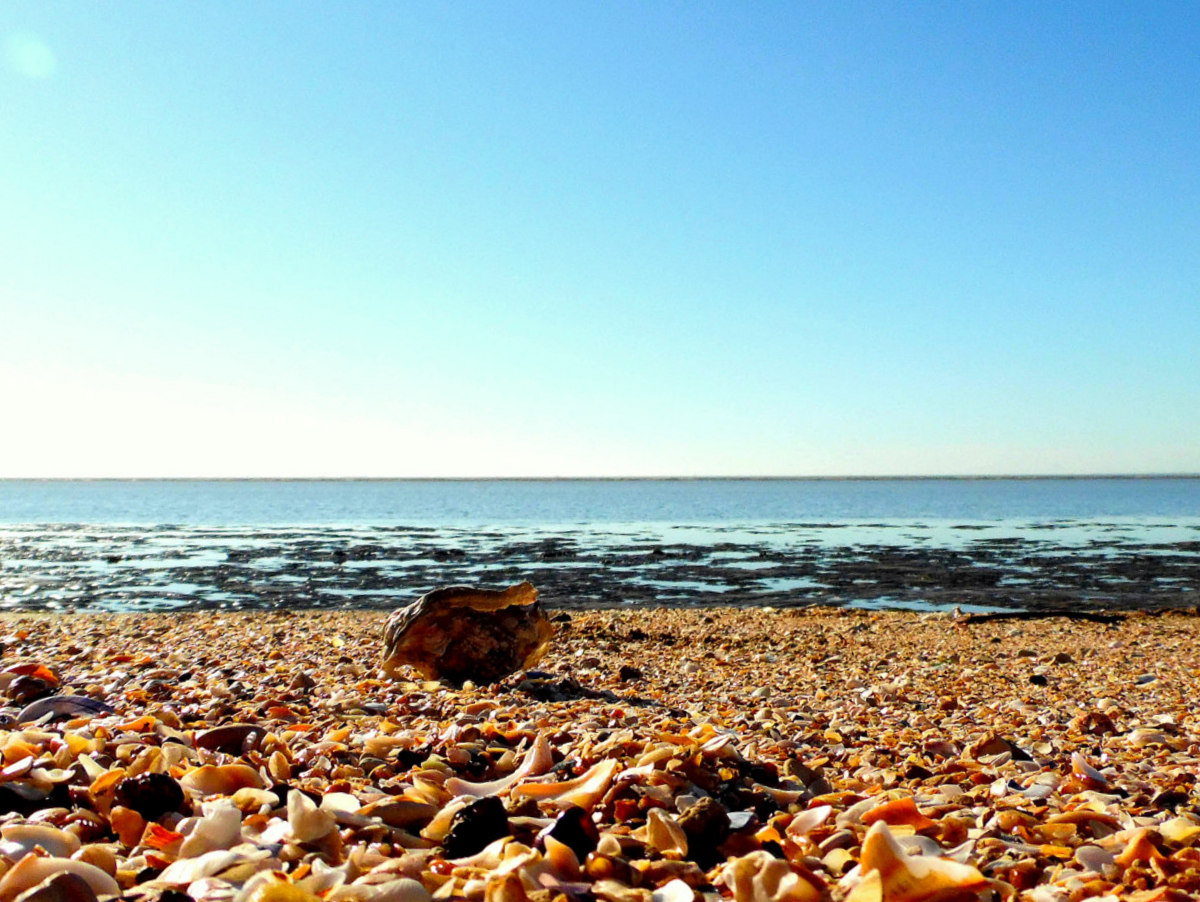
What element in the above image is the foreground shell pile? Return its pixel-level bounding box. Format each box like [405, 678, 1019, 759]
[0, 607, 1198, 902]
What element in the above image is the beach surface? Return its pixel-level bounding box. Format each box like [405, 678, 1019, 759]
[0, 607, 1198, 901]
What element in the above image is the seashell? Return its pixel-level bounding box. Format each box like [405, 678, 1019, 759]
[542, 836, 581, 882]
[9, 872, 98, 902]
[1126, 728, 1169, 748]
[446, 733, 553, 798]
[108, 806, 146, 848]
[231, 788, 282, 813]
[1074, 844, 1114, 875]
[1160, 815, 1200, 845]
[861, 798, 936, 833]
[645, 809, 688, 858]
[845, 821, 997, 902]
[288, 789, 337, 843]
[157, 850, 246, 885]
[483, 872, 527, 902]
[186, 877, 238, 902]
[67, 847, 115, 878]
[650, 878, 695, 902]
[1070, 753, 1108, 790]
[242, 877, 322, 902]
[357, 798, 438, 830]
[0, 825, 81, 861]
[1114, 828, 1165, 867]
[195, 725, 261, 754]
[786, 806, 832, 841]
[0, 853, 120, 901]
[419, 797, 471, 843]
[510, 759, 620, 813]
[895, 836, 947, 858]
[719, 850, 822, 902]
[180, 765, 265, 797]
[15, 697, 112, 726]
[320, 793, 361, 814]
[179, 803, 242, 857]
[328, 878, 431, 902]
[381, 583, 553, 685]
[835, 798, 878, 829]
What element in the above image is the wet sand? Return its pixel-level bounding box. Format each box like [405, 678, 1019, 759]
[1, 607, 1199, 900]
[2, 524, 1197, 613]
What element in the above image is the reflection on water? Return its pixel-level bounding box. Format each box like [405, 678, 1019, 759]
[0, 517, 1196, 614]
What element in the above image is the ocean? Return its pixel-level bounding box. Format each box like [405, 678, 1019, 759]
[1, 478, 1197, 613]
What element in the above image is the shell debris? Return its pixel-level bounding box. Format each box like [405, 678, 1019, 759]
[0, 607, 1197, 901]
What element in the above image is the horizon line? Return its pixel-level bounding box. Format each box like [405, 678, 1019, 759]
[2, 473, 1199, 482]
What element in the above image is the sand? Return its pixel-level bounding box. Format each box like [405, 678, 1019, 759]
[0, 607, 1198, 901]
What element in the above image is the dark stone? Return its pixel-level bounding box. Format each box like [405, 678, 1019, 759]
[113, 773, 187, 821]
[195, 724, 261, 754]
[268, 783, 321, 809]
[442, 795, 510, 859]
[1029, 674, 1049, 686]
[8, 676, 55, 706]
[904, 764, 935, 781]
[537, 805, 599, 861]
[0, 783, 51, 816]
[1151, 789, 1190, 811]
[678, 796, 731, 868]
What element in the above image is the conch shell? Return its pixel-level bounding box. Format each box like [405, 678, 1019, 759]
[382, 583, 553, 685]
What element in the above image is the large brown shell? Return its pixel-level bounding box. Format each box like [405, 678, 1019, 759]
[381, 581, 554, 685]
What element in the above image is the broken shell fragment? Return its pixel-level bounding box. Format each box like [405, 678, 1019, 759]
[446, 733, 553, 799]
[181, 765, 265, 797]
[846, 821, 999, 902]
[287, 790, 337, 843]
[510, 759, 620, 812]
[381, 583, 553, 685]
[15, 696, 113, 725]
[645, 808, 688, 858]
[719, 850, 823, 902]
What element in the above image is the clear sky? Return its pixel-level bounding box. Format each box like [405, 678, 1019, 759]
[2, 2, 1197, 478]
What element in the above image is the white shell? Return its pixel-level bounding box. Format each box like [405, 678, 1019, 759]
[0, 853, 121, 900]
[651, 879, 696, 902]
[180, 804, 243, 857]
[0, 824, 81, 860]
[288, 790, 338, 843]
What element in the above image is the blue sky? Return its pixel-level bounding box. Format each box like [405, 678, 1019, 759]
[2, 2, 1197, 477]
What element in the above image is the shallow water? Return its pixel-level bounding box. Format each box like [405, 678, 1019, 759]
[1, 479, 1197, 612]
[0, 519, 1195, 613]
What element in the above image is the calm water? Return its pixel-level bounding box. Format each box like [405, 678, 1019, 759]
[2, 477, 1199, 525]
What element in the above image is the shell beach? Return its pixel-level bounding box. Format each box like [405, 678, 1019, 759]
[0, 606, 1198, 902]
